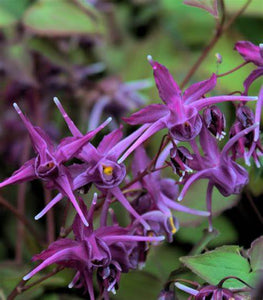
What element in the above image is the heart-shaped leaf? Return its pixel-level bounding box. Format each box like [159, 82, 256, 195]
[180, 245, 257, 289]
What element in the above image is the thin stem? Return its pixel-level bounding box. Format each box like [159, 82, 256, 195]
[245, 190, 263, 225]
[0, 194, 44, 247]
[180, 0, 252, 89]
[7, 266, 64, 300]
[217, 62, 249, 77]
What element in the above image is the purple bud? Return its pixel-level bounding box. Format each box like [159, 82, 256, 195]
[158, 289, 176, 300]
[170, 146, 193, 180]
[203, 105, 226, 140]
[236, 105, 254, 128]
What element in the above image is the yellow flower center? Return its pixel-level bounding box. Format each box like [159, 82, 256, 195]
[103, 165, 113, 176]
[169, 216, 177, 234]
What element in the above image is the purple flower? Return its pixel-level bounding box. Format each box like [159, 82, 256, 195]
[35, 98, 150, 230]
[0, 102, 111, 226]
[130, 146, 210, 241]
[203, 105, 226, 140]
[183, 0, 218, 17]
[175, 282, 244, 300]
[235, 41, 263, 95]
[177, 123, 258, 231]
[119, 58, 257, 163]
[23, 195, 164, 300]
[229, 87, 263, 167]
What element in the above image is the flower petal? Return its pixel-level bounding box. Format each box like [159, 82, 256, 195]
[234, 41, 263, 66]
[123, 104, 169, 125]
[183, 73, 217, 104]
[243, 68, 263, 95]
[0, 158, 36, 189]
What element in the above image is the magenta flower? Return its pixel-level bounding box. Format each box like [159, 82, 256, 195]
[35, 98, 150, 230]
[230, 87, 263, 167]
[177, 123, 258, 231]
[119, 58, 257, 163]
[23, 195, 164, 300]
[175, 282, 244, 300]
[0, 102, 111, 226]
[130, 146, 210, 241]
[235, 41, 263, 95]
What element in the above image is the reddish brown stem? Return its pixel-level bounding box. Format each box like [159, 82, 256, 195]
[180, 0, 252, 89]
[0, 194, 44, 247]
[217, 62, 248, 77]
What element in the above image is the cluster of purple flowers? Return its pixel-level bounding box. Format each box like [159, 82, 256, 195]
[0, 40, 262, 299]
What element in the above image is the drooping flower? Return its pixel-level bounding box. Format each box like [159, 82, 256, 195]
[177, 123, 258, 231]
[130, 146, 210, 242]
[175, 282, 244, 300]
[229, 87, 263, 167]
[0, 102, 111, 226]
[119, 58, 257, 163]
[234, 41, 263, 95]
[23, 195, 164, 300]
[35, 98, 150, 230]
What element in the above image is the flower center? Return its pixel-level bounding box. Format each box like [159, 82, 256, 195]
[46, 162, 55, 169]
[103, 165, 113, 176]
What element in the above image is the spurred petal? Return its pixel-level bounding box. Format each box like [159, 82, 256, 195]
[0, 158, 36, 188]
[53, 97, 82, 137]
[183, 73, 217, 104]
[234, 41, 263, 66]
[35, 193, 63, 220]
[54, 167, 89, 226]
[191, 95, 258, 111]
[110, 187, 150, 230]
[55, 117, 112, 164]
[243, 68, 263, 95]
[13, 103, 53, 156]
[118, 121, 165, 164]
[108, 124, 150, 160]
[23, 245, 84, 281]
[132, 146, 151, 176]
[147, 57, 182, 107]
[97, 126, 123, 155]
[123, 104, 169, 125]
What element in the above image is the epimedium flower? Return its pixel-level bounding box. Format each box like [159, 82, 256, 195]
[229, 87, 263, 167]
[177, 123, 259, 231]
[130, 146, 210, 242]
[23, 194, 164, 300]
[234, 41, 263, 95]
[0, 102, 111, 226]
[35, 98, 150, 230]
[119, 57, 258, 164]
[175, 282, 244, 300]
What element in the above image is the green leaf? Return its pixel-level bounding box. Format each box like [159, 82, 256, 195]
[180, 246, 257, 289]
[248, 236, 263, 272]
[143, 244, 184, 279]
[174, 180, 238, 227]
[176, 216, 238, 247]
[0, 0, 30, 28]
[0, 6, 16, 27]
[22, 0, 105, 37]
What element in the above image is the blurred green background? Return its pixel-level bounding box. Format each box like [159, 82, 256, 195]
[0, 0, 262, 299]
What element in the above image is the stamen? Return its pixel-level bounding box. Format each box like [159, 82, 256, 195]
[103, 165, 113, 176]
[169, 216, 177, 234]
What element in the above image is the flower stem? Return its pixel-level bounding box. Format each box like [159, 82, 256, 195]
[0, 194, 44, 247]
[180, 0, 252, 89]
[217, 62, 249, 77]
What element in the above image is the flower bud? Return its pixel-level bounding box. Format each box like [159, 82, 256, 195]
[203, 105, 226, 140]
